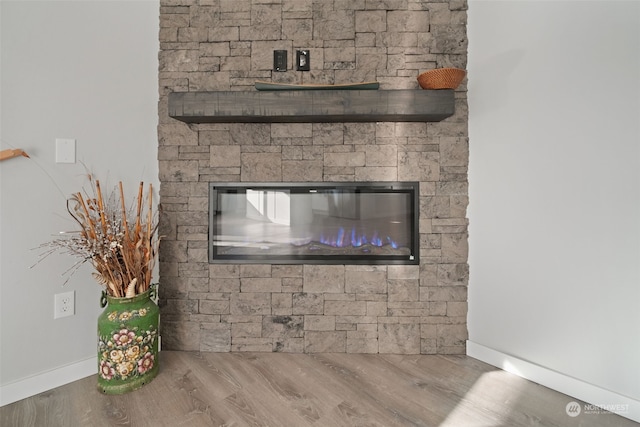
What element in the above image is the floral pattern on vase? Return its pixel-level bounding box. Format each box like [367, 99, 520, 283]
[98, 325, 157, 381]
[97, 288, 159, 394]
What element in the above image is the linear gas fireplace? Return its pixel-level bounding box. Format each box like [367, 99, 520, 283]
[209, 182, 419, 264]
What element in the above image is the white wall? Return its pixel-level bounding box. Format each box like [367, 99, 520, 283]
[468, 0, 640, 421]
[0, 0, 158, 405]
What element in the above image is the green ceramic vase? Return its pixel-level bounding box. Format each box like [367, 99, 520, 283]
[97, 286, 159, 394]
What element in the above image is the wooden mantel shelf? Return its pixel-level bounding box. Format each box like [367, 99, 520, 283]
[168, 89, 455, 123]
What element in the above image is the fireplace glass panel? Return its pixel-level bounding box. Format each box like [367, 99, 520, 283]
[209, 182, 419, 264]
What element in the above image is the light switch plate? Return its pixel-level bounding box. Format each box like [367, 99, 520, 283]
[55, 138, 76, 163]
[296, 50, 310, 71]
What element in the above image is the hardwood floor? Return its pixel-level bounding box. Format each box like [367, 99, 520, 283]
[1, 351, 636, 427]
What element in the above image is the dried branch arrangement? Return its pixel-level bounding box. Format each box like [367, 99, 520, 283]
[37, 175, 160, 298]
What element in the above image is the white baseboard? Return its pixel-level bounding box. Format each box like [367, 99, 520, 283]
[0, 356, 97, 407]
[467, 340, 640, 423]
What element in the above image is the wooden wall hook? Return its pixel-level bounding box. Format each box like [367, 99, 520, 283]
[0, 149, 30, 161]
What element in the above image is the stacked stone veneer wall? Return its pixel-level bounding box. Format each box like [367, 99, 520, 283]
[158, 0, 469, 354]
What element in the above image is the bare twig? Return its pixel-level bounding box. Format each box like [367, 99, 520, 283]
[35, 177, 160, 297]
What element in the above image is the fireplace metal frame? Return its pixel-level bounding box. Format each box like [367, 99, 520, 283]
[209, 182, 420, 265]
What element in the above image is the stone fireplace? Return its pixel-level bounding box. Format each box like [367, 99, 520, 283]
[158, 0, 469, 354]
[209, 181, 420, 265]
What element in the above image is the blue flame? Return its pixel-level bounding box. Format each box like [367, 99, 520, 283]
[319, 227, 400, 249]
[387, 236, 398, 249]
[336, 227, 345, 247]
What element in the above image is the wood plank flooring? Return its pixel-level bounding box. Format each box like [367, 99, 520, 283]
[1, 351, 637, 427]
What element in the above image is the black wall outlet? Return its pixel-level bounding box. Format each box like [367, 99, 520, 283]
[274, 50, 287, 72]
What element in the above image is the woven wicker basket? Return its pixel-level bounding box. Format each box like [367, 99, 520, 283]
[417, 68, 466, 90]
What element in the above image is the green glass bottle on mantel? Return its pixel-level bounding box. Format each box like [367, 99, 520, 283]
[97, 285, 159, 394]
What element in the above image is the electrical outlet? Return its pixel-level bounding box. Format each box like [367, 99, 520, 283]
[274, 50, 287, 72]
[54, 291, 75, 319]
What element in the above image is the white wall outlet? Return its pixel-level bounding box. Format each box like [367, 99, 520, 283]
[55, 138, 76, 163]
[54, 291, 75, 319]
